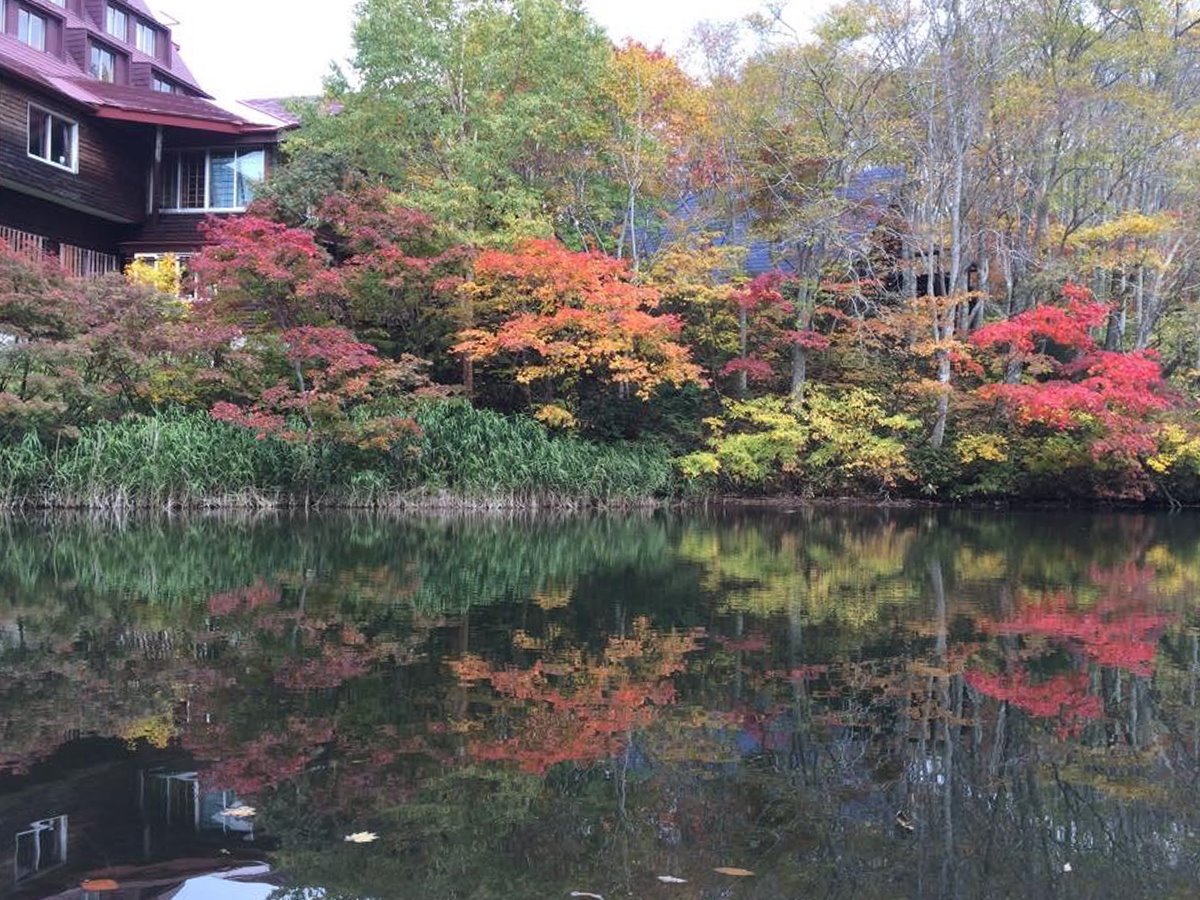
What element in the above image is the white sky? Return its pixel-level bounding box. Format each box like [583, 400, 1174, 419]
[159, 0, 832, 101]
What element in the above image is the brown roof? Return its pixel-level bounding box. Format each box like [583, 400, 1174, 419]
[0, 27, 292, 134]
[27, 0, 206, 93]
[240, 98, 306, 127]
[83, 81, 284, 132]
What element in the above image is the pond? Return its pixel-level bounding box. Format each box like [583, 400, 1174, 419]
[1, 509, 1198, 899]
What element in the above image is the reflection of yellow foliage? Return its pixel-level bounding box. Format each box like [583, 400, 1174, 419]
[532, 586, 573, 610]
[122, 713, 175, 749]
[953, 547, 1008, 581]
[1056, 759, 1168, 804]
[677, 523, 918, 627]
[1141, 543, 1200, 598]
[513, 630, 546, 650]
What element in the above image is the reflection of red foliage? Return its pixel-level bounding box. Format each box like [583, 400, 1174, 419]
[762, 664, 830, 683]
[274, 645, 372, 690]
[981, 595, 1170, 677]
[274, 626, 377, 690]
[715, 633, 770, 653]
[206, 579, 281, 616]
[967, 669, 1103, 737]
[451, 622, 703, 774]
[185, 716, 334, 796]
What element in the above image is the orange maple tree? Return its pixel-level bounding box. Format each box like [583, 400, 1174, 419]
[454, 239, 704, 427]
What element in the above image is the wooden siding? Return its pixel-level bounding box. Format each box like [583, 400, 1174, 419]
[130, 58, 150, 88]
[0, 79, 152, 223]
[82, 0, 103, 27]
[0, 186, 134, 252]
[122, 211, 230, 254]
[64, 24, 87, 69]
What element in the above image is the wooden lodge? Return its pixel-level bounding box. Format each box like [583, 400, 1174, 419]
[0, 0, 295, 277]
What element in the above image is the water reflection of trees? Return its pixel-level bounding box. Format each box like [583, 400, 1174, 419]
[3, 511, 1200, 896]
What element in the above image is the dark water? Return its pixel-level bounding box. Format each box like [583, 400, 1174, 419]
[1, 510, 1199, 899]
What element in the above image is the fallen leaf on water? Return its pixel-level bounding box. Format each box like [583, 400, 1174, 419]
[343, 831, 379, 843]
[224, 805, 256, 818]
[80, 880, 120, 892]
[1063, 863, 1072, 873]
[569, 893, 604, 899]
[714, 867, 754, 877]
[657, 875, 688, 883]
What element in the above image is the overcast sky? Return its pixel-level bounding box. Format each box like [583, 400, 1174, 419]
[160, 0, 832, 101]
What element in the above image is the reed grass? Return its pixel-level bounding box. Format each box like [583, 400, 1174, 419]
[0, 403, 675, 509]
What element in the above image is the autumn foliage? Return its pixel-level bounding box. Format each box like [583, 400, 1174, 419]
[455, 239, 703, 428]
[971, 284, 1173, 496]
[450, 618, 704, 774]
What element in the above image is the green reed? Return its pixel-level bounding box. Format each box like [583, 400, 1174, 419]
[0, 404, 674, 509]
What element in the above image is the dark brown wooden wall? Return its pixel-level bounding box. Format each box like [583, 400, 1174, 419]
[0, 185, 133, 250]
[121, 212, 212, 253]
[0, 79, 152, 224]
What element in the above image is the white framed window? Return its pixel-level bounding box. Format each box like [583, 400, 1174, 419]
[47, 0, 66, 6]
[160, 148, 265, 212]
[27, 105, 78, 172]
[135, 20, 156, 55]
[105, 4, 127, 39]
[17, 8, 47, 51]
[89, 43, 117, 82]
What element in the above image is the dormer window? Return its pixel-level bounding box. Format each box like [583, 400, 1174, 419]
[151, 75, 176, 93]
[17, 8, 47, 51]
[106, 4, 127, 40]
[135, 20, 156, 55]
[90, 43, 117, 82]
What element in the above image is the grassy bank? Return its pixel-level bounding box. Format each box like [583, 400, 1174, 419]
[0, 404, 676, 510]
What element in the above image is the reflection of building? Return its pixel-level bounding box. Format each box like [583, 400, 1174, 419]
[2, 741, 269, 898]
[142, 770, 255, 839]
[14, 815, 68, 885]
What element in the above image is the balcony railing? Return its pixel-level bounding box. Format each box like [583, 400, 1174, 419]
[1, 226, 121, 278]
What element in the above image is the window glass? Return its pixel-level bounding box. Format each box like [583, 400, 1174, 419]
[49, 118, 73, 168]
[27, 107, 76, 170]
[208, 151, 236, 208]
[159, 156, 178, 207]
[235, 150, 265, 206]
[90, 45, 117, 82]
[161, 149, 266, 210]
[179, 152, 207, 208]
[18, 9, 47, 51]
[27, 110, 47, 158]
[135, 21, 156, 55]
[106, 5, 127, 39]
[152, 76, 174, 93]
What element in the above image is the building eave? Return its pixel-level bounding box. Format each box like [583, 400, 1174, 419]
[91, 106, 276, 134]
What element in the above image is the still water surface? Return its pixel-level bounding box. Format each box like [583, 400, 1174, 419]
[1, 510, 1199, 899]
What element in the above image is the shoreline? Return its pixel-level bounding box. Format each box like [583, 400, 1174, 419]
[0, 490, 1193, 514]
